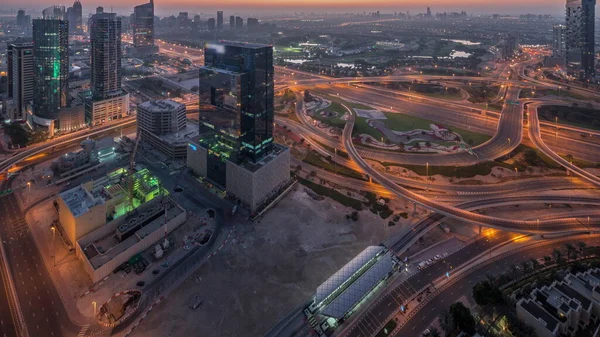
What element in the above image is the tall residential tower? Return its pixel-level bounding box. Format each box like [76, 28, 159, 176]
[86, 12, 129, 125]
[565, 0, 596, 79]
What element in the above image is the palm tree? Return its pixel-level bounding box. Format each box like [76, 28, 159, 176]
[553, 249, 563, 264]
[439, 309, 455, 336]
[543, 255, 552, 266]
[530, 258, 541, 271]
[578, 242, 587, 256]
[521, 260, 531, 274]
[565, 244, 576, 261]
[429, 327, 441, 337]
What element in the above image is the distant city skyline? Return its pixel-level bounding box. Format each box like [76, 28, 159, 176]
[0, 1, 574, 17]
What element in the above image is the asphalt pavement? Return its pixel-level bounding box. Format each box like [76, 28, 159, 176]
[392, 236, 600, 337]
[0, 193, 81, 337]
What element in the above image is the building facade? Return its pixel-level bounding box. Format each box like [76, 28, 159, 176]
[565, 0, 596, 80]
[90, 12, 122, 100]
[32, 17, 69, 122]
[217, 11, 223, 30]
[86, 12, 129, 126]
[67, 0, 83, 34]
[137, 100, 196, 159]
[189, 41, 288, 212]
[553, 24, 566, 57]
[6, 42, 34, 120]
[133, 0, 155, 50]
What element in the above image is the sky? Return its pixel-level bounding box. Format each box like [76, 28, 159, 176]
[0, 0, 568, 16]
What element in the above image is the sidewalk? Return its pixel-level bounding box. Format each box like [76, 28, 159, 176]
[25, 199, 91, 327]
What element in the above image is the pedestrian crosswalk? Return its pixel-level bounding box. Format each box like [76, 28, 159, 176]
[77, 325, 89, 337]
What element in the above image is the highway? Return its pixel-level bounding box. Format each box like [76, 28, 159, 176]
[341, 102, 600, 234]
[528, 103, 600, 186]
[390, 236, 600, 337]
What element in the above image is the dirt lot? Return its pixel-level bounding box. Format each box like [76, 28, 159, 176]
[133, 186, 408, 337]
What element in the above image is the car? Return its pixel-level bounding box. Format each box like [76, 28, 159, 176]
[423, 329, 431, 336]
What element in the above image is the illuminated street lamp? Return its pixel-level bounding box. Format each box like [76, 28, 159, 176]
[92, 301, 97, 316]
[426, 162, 429, 191]
[51, 226, 56, 267]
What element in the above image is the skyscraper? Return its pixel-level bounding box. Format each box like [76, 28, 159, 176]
[42, 5, 66, 20]
[133, 0, 155, 51]
[207, 18, 216, 31]
[6, 42, 34, 120]
[87, 12, 129, 125]
[565, 0, 596, 79]
[217, 11, 223, 31]
[553, 24, 566, 57]
[71, 0, 83, 34]
[235, 16, 243, 30]
[230, 15, 235, 29]
[189, 41, 289, 212]
[16, 10, 30, 31]
[90, 13, 122, 100]
[32, 17, 69, 121]
[198, 42, 274, 166]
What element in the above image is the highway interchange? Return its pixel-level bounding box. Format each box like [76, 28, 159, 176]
[0, 39, 599, 337]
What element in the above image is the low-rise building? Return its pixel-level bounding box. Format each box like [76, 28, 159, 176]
[76, 196, 186, 282]
[517, 268, 600, 337]
[56, 167, 164, 245]
[137, 100, 197, 159]
[84, 91, 129, 126]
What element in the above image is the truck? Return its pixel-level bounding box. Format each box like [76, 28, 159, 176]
[189, 295, 202, 310]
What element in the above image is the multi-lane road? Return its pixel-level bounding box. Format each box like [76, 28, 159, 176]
[0, 193, 81, 337]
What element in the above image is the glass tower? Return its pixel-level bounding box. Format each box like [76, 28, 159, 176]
[90, 12, 122, 100]
[133, 0, 154, 48]
[32, 17, 69, 121]
[197, 42, 274, 185]
[566, 0, 596, 79]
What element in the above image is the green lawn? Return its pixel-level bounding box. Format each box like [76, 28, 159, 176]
[302, 150, 366, 180]
[310, 101, 348, 128]
[538, 105, 600, 131]
[417, 90, 463, 101]
[382, 161, 514, 178]
[354, 110, 491, 146]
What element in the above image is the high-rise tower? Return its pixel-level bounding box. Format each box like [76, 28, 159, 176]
[86, 12, 129, 125]
[133, 0, 155, 53]
[32, 16, 69, 121]
[565, 0, 596, 79]
[189, 41, 289, 212]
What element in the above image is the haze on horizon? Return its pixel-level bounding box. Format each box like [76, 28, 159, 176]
[0, 0, 569, 17]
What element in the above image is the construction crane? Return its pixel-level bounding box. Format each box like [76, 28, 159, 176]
[130, 130, 141, 171]
[126, 130, 142, 212]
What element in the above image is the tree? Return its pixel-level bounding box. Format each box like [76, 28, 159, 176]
[429, 327, 440, 337]
[530, 258, 541, 271]
[565, 243, 576, 261]
[473, 280, 505, 307]
[543, 255, 552, 266]
[439, 309, 456, 336]
[552, 249, 563, 264]
[521, 260, 531, 274]
[578, 241, 587, 255]
[449, 302, 476, 335]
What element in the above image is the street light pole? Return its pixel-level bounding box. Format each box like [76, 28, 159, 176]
[51, 226, 56, 267]
[334, 148, 337, 176]
[426, 162, 429, 192]
[514, 168, 518, 192]
[92, 301, 97, 316]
